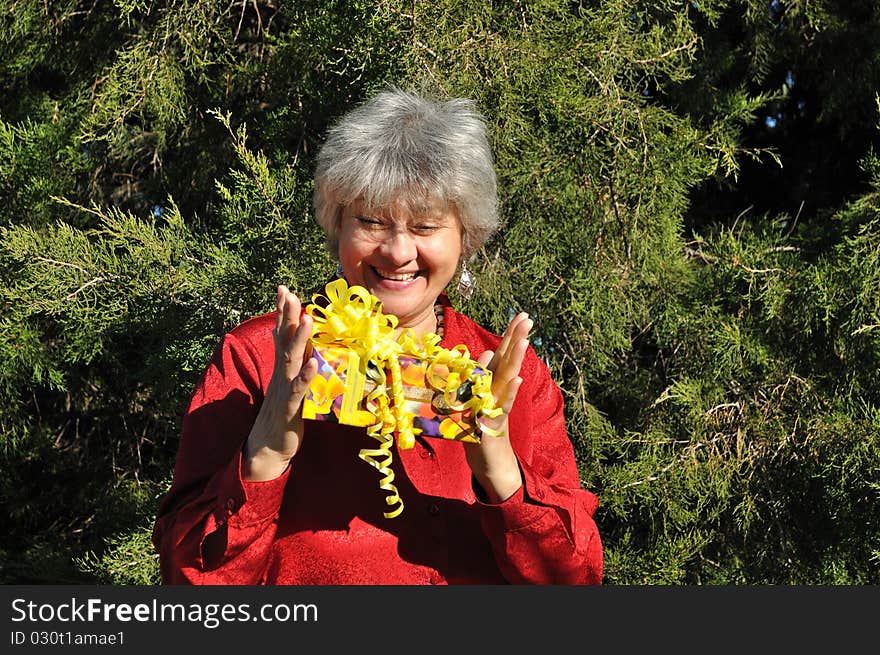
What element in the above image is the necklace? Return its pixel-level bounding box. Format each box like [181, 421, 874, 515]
[433, 300, 445, 339]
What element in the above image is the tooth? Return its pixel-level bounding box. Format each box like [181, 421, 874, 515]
[377, 269, 415, 281]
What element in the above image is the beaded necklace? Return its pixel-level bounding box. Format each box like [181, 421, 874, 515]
[433, 300, 445, 339]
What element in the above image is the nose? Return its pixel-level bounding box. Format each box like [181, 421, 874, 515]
[379, 227, 417, 266]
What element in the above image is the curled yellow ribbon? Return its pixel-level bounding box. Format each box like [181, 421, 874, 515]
[306, 278, 503, 518]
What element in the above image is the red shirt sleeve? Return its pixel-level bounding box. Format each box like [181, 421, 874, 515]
[477, 348, 604, 584]
[152, 320, 289, 584]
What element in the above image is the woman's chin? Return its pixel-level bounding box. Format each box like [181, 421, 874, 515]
[372, 278, 420, 293]
[374, 297, 416, 319]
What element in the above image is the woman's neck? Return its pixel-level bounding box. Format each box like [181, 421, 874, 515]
[397, 299, 448, 339]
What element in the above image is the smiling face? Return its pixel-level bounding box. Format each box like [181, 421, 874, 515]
[337, 197, 463, 335]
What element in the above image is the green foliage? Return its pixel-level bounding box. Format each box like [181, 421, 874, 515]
[76, 523, 162, 586]
[1, 0, 878, 585]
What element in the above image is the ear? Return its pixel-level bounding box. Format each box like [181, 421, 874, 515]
[333, 204, 344, 235]
[327, 204, 345, 258]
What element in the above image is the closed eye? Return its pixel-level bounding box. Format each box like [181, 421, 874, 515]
[356, 216, 385, 228]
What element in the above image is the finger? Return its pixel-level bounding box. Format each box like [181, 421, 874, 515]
[290, 356, 318, 404]
[285, 313, 313, 378]
[511, 315, 533, 343]
[511, 311, 531, 336]
[274, 287, 302, 377]
[283, 296, 302, 352]
[492, 339, 529, 403]
[274, 285, 300, 339]
[494, 312, 530, 366]
[494, 335, 530, 389]
[500, 320, 532, 376]
[476, 350, 494, 368]
[491, 369, 524, 415]
[498, 376, 523, 414]
[489, 314, 519, 367]
[492, 312, 524, 363]
[273, 286, 286, 342]
[283, 290, 302, 335]
[271, 286, 289, 377]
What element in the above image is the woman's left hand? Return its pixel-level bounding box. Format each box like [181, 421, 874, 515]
[463, 311, 533, 503]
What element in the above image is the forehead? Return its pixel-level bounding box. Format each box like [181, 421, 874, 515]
[349, 196, 458, 221]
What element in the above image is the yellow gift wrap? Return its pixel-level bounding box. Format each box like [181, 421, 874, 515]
[302, 278, 502, 518]
[303, 345, 493, 444]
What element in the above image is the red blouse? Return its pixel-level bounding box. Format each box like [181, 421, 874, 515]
[152, 297, 603, 584]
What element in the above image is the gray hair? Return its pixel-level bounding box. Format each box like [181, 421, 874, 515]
[312, 87, 499, 260]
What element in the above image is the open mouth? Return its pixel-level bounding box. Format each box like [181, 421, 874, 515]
[372, 267, 421, 282]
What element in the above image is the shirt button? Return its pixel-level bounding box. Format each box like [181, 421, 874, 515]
[419, 449, 432, 459]
[535, 489, 545, 500]
[226, 498, 236, 512]
[427, 503, 440, 516]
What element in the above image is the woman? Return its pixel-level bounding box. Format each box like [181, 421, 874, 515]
[152, 87, 603, 584]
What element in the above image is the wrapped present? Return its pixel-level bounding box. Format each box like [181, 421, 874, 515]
[303, 344, 492, 444]
[302, 278, 502, 518]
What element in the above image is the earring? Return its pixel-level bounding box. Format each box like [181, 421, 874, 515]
[458, 261, 476, 300]
[335, 262, 344, 278]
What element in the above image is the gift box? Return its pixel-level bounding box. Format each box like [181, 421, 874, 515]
[302, 343, 490, 444]
[301, 277, 501, 518]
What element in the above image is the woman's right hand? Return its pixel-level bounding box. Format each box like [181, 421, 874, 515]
[242, 285, 318, 481]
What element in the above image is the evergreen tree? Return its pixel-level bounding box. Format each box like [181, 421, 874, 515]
[1, 0, 877, 584]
